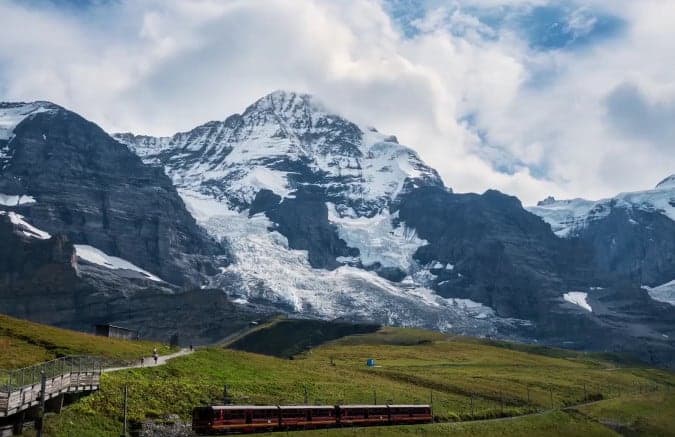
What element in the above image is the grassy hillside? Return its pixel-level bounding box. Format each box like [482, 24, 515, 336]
[228, 318, 380, 358]
[36, 326, 675, 437]
[0, 314, 171, 369]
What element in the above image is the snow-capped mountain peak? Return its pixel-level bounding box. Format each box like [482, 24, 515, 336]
[529, 174, 675, 237]
[115, 91, 443, 215]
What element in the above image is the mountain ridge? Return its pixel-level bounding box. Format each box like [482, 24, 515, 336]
[1, 92, 673, 366]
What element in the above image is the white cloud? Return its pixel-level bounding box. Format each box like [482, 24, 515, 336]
[0, 0, 673, 205]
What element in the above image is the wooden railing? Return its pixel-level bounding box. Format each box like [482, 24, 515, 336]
[0, 356, 106, 417]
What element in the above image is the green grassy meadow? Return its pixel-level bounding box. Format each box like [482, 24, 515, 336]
[0, 314, 172, 369]
[27, 326, 675, 437]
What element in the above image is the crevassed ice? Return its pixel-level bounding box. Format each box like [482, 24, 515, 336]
[179, 190, 495, 329]
[326, 202, 426, 271]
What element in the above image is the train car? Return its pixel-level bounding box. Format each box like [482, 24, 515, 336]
[387, 404, 433, 424]
[279, 405, 338, 429]
[192, 405, 279, 434]
[337, 405, 389, 427]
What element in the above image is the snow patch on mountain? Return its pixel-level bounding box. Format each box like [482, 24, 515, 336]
[530, 177, 675, 237]
[74, 244, 162, 282]
[0, 102, 57, 141]
[0, 211, 51, 239]
[0, 194, 36, 207]
[327, 202, 425, 271]
[563, 291, 593, 312]
[644, 280, 675, 306]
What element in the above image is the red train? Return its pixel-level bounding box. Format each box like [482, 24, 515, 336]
[192, 404, 433, 434]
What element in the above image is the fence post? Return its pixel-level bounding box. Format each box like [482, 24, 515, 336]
[526, 385, 530, 405]
[36, 371, 47, 437]
[120, 385, 128, 437]
[549, 388, 553, 409]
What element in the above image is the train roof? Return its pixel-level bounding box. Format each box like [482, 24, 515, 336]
[200, 404, 432, 410]
[338, 404, 387, 408]
[279, 405, 336, 409]
[387, 404, 431, 408]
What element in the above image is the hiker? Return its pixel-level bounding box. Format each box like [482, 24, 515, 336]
[140, 357, 144, 367]
[189, 344, 193, 352]
[153, 347, 158, 365]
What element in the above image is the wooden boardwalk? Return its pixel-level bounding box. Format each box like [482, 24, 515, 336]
[0, 356, 102, 418]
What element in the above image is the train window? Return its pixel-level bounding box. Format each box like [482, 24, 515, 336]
[282, 409, 306, 418]
[252, 409, 277, 419]
[345, 408, 364, 416]
[221, 410, 246, 420]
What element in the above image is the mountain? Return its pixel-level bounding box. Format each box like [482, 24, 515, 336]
[0, 102, 228, 286]
[528, 177, 675, 288]
[0, 102, 257, 342]
[115, 91, 674, 365]
[0, 93, 673, 365]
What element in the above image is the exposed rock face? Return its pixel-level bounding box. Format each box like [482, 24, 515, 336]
[529, 178, 675, 287]
[0, 103, 229, 285]
[0, 213, 263, 344]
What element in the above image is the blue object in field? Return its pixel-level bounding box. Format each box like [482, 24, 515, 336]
[366, 359, 376, 367]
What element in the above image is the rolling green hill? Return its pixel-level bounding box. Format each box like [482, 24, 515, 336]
[0, 314, 171, 369]
[24, 324, 674, 437]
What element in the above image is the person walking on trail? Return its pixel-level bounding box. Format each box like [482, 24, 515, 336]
[153, 347, 158, 365]
[140, 357, 144, 367]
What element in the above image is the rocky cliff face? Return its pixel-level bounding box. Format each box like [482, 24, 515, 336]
[0, 212, 262, 344]
[0, 102, 229, 286]
[529, 178, 675, 287]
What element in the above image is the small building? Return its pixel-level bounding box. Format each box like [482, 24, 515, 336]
[94, 324, 139, 340]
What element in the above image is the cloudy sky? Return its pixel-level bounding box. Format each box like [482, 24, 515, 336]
[1, 0, 673, 204]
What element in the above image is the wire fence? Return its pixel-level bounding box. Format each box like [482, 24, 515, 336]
[0, 355, 118, 392]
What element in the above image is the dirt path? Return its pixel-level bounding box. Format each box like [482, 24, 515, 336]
[102, 348, 194, 373]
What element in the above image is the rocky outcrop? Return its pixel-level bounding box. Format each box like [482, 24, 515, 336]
[0, 104, 229, 285]
[0, 214, 263, 344]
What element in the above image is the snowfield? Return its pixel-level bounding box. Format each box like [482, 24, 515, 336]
[563, 291, 593, 312]
[0, 194, 36, 207]
[644, 280, 675, 306]
[0, 211, 51, 239]
[74, 245, 163, 282]
[529, 175, 675, 237]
